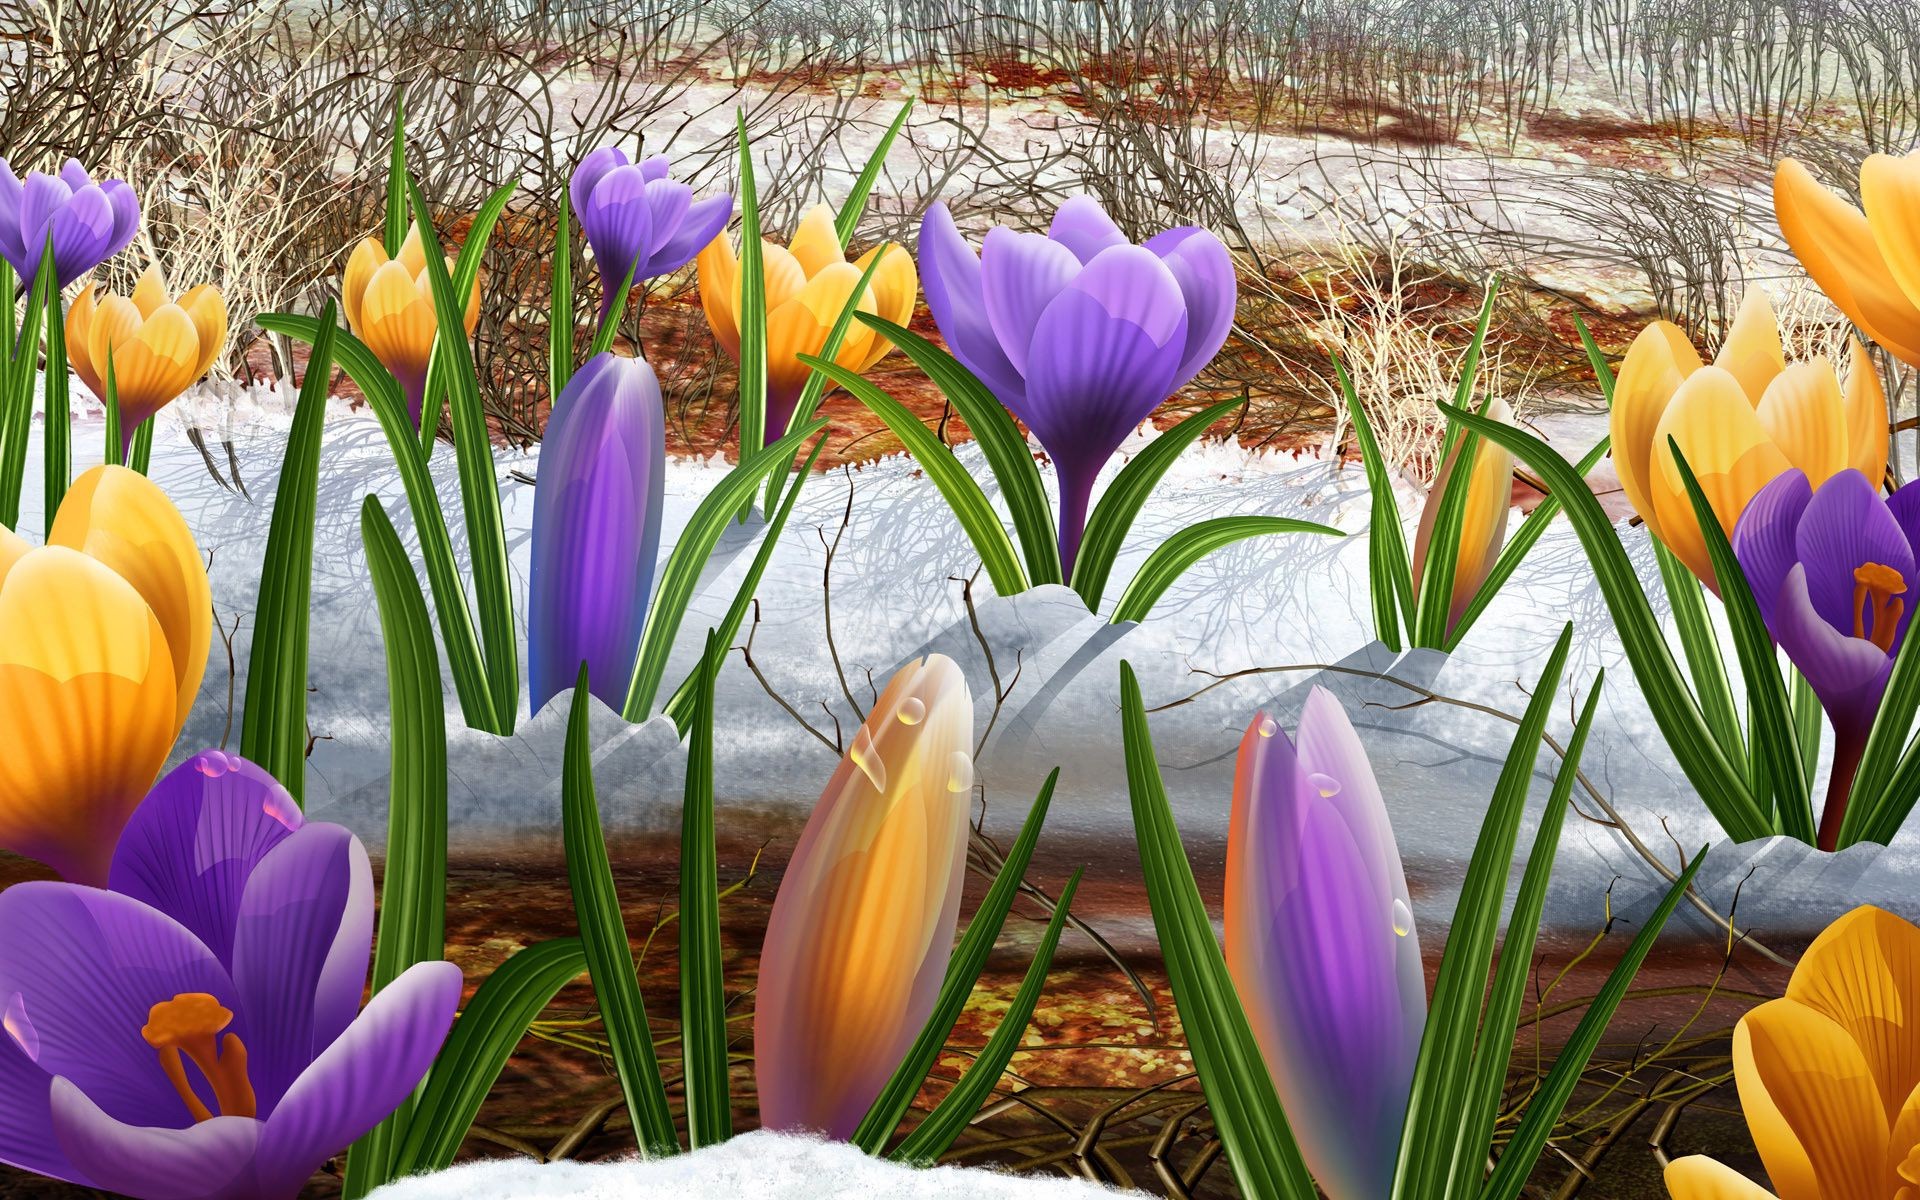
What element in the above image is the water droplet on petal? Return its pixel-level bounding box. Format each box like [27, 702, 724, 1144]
[194, 751, 230, 778]
[262, 785, 301, 831]
[1392, 898, 1413, 938]
[1255, 714, 1277, 738]
[5, 993, 38, 1062]
[850, 725, 888, 792]
[897, 696, 926, 726]
[1309, 772, 1341, 797]
[946, 750, 975, 793]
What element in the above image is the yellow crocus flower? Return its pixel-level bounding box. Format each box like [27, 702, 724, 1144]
[696, 204, 917, 447]
[1411, 394, 1516, 638]
[341, 222, 481, 427]
[67, 265, 227, 448]
[1610, 287, 1887, 589]
[1667, 905, 1920, 1200]
[0, 465, 209, 884]
[1775, 153, 1920, 369]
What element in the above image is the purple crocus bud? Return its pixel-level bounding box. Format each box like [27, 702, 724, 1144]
[1224, 688, 1424, 1200]
[527, 351, 666, 715]
[0, 158, 139, 292]
[571, 147, 733, 324]
[0, 750, 462, 1200]
[918, 196, 1236, 573]
[1734, 468, 1920, 848]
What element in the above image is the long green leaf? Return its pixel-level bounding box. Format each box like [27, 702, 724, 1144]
[129, 415, 155, 476]
[1120, 662, 1318, 1199]
[562, 664, 678, 1155]
[103, 352, 121, 467]
[420, 183, 514, 454]
[734, 113, 767, 458]
[1334, 354, 1412, 649]
[0, 240, 54, 528]
[803, 353, 1028, 595]
[550, 186, 575, 399]
[41, 282, 67, 532]
[835, 99, 913, 247]
[761, 252, 882, 516]
[1109, 516, 1343, 624]
[393, 938, 588, 1174]
[1843, 581, 1920, 844]
[680, 630, 731, 1147]
[1652, 539, 1746, 766]
[238, 302, 336, 805]
[851, 769, 1062, 1153]
[589, 256, 640, 360]
[1413, 300, 1498, 647]
[384, 87, 408, 257]
[890, 867, 1084, 1165]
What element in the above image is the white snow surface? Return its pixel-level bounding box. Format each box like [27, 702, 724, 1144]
[366, 1132, 1132, 1200]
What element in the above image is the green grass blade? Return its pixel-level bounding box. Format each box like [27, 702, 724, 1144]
[103, 352, 121, 468]
[419, 183, 514, 456]
[384, 87, 408, 257]
[1333, 354, 1411, 649]
[891, 866, 1084, 1166]
[393, 938, 588, 1174]
[861, 313, 1061, 586]
[734, 113, 767, 457]
[1072, 396, 1242, 611]
[0, 240, 53, 527]
[589, 255, 640, 359]
[1413, 294, 1498, 646]
[1441, 402, 1771, 839]
[41, 283, 67, 532]
[344, 494, 450, 1199]
[803, 353, 1028, 595]
[550, 187, 575, 400]
[238, 302, 336, 806]
[1392, 624, 1571, 1200]
[1843, 592, 1920, 844]
[562, 666, 679, 1154]
[1572, 313, 1613, 399]
[1654, 539, 1746, 766]
[1477, 848, 1706, 1200]
[129, 416, 155, 476]
[1791, 668, 1823, 793]
[621, 418, 828, 721]
[761, 252, 883, 515]
[1109, 516, 1343, 624]
[679, 630, 731, 1148]
[851, 769, 1061, 1154]
[1120, 662, 1319, 1198]
[835, 99, 913, 247]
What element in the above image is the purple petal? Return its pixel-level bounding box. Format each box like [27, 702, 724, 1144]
[638, 177, 693, 267]
[0, 1032, 76, 1183]
[0, 160, 22, 269]
[979, 227, 1081, 376]
[48, 184, 114, 287]
[108, 751, 304, 970]
[1145, 226, 1236, 388]
[917, 203, 1027, 407]
[1733, 469, 1812, 631]
[229, 825, 372, 1112]
[569, 146, 629, 218]
[1794, 470, 1915, 639]
[527, 352, 666, 714]
[0, 883, 237, 1128]
[100, 179, 140, 259]
[16, 172, 72, 272]
[579, 163, 655, 303]
[644, 192, 732, 279]
[1772, 562, 1894, 745]
[48, 1077, 259, 1200]
[1069, 245, 1187, 347]
[1889, 479, 1920, 555]
[253, 961, 461, 1200]
[56, 160, 92, 192]
[637, 154, 671, 183]
[1047, 195, 1127, 263]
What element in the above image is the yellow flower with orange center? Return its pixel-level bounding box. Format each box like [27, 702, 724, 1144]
[67, 266, 227, 446]
[341, 222, 481, 425]
[1775, 152, 1920, 369]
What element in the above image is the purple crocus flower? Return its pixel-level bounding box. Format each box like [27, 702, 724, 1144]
[0, 159, 139, 292]
[571, 148, 733, 324]
[1223, 687, 1424, 1200]
[0, 749, 462, 1200]
[1734, 468, 1920, 848]
[918, 196, 1236, 573]
[527, 351, 665, 715]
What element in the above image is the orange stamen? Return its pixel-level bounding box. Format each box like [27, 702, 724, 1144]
[1853, 562, 1909, 653]
[141, 993, 256, 1122]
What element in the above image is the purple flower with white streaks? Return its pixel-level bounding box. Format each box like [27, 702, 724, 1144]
[1224, 688, 1424, 1200]
[918, 196, 1236, 573]
[527, 352, 666, 715]
[0, 750, 462, 1200]
[571, 148, 732, 324]
[0, 159, 139, 292]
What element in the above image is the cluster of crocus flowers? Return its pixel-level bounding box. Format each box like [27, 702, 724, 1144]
[0, 749, 462, 1200]
[1223, 687, 1425, 1200]
[0, 465, 209, 884]
[697, 203, 917, 447]
[1665, 905, 1920, 1199]
[755, 654, 974, 1138]
[1733, 469, 1920, 848]
[67, 265, 228, 449]
[1610, 286, 1889, 591]
[342, 221, 481, 428]
[526, 352, 665, 715]
[1410, 396, 1517, 639]
[918, 197, 1236, 575]
[1775, 150, 1920, 369]
[571, 148, 732, 325]
[0, 158, 139, 291]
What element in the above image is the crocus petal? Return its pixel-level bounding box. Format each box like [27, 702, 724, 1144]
[787, 205, 844, 279]
[1047, 195, 1128, 263]
[569, 146, 629, 219]
[980, 228, 1082, 376]
[0, 1032, 76, 1182]
[1890, 480, 1920, 554]
[16, 172, 72, 278]
[1714, 286, 1787, 404]
[526, 353, 666, 713]
[764, 261, 879, 433]
[1144, 225, 1236, 389]
[1651, 365, 1794, 589]
[1792, 469, 1914, 639]
[340, 238, 384, 335]
[359, 261, 436, 422]
[100, 180, 139, 259]
[106, 304, 203, 431]
[131, 266, 169, 318]
[1411, 396, 1515, 635]
[637, 155, 670, 183]
[1611, 320, 1704, 541]
[1663, 1156, 1780, 1199]
[918, 203, 1026, 406]
[1860, 152, 1920, 319]
[47, 185, 115, 288]
[1736, 999, 1890, 1200]
[1771, 563, 1893, 744]
[638, 177, 692, 264]
[1775, 159, 1920, 368]
[66, 284, 102, 397]
[1843, 337, 1891, 486]
[253, 960, 460, 1200]
[850, 243, 917, 371]
[644, 192, 732, 279]
[0, 159, 22, 268]
[755, 656, 973, 1139]
[1756, 360, 1850, 486]
[1782, 905, 1920, 1126]
[580, 163, 655, 300]
[108, 751, 302, 969]
[49, 1079, 258, 1200]
[1732, 469, 1812, 630]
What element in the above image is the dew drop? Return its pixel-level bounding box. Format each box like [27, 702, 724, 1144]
[946, 750, 975, 793]
[850, 725, 888, 792]
[897, 696, 926, 726]
[1391, 898, 1414, 938]
[1254, 714, 1277, 738]
[4, 993, 38, 1063]
[262, 785, 302, 831]
[194, 751, 231, 778]
[1309, 772, 1341, 797]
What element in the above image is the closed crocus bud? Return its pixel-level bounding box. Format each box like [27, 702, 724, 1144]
[1411, 395, 1516, 638]
[1610, 286, 1889, 590]
[341, 222, 481, 429]
[1775, 153, 1920, 369]
[0, 158, 139, 291]
[697, 204, 917, 448]
[0, 466, 208, 884]
[755, 654, 975, 1138]
[67, 266, 227, 451]
[526, 352, 665, 715]
[570, 148, 732, 323]
[1224, 688, 1424, 1200]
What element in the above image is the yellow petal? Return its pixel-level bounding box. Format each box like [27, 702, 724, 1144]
[0, 546, 177, 885]
[87, 294, 143, 371]
[787, 204, 845, 278]
[1786, 906, 1920, 1128]
[1611, 320, 1703, 541]
[177, 284, 228, 380]
[1715, 287, 1787, 404]
[1887, 1077, 1920, 1195]
[1412, 396, 1515, 633]
[1737, 999, 1889, 1200]
[456, 256, 481, 335]
[696, 233, 740, 358]
[395, 223, 427, 275]
[761, 241, 808, 313]
[360, 260, 437, 387]
[1844, 337, 1892, 487]
[1756, 359, 1849, 486]
[1862, 152, 1920, 319]
[109, 305, 202, 428]
[65, 283, 102, 398]
[342, 237, 387, 336]
[1775, 159, 1920, 368]
[130, 264, 170, 318]
[0, 524, 27, 584]
[850, 243, 919, 372]
[1651, 366, 1793, 588]
[1663, 1156, 1779, 1200]
[50, 465, 211, 731]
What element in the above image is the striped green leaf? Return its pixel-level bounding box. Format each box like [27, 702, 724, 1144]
[0, 239, 55, 527]
[383, 88, 408, 257]
[835, 100, 913, 247]
[1334, 354, 1412, 649]
[550, 186, 575, 399]
[679, 630, 731, 1147]
[1109, 516, 1344, 624]
[589, 256, 640, 359]
[1845, 587, 1920, 844]
[734, 113, 768, 459]
[420, 183, 514, 453]
[41, 281, 67, 532]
